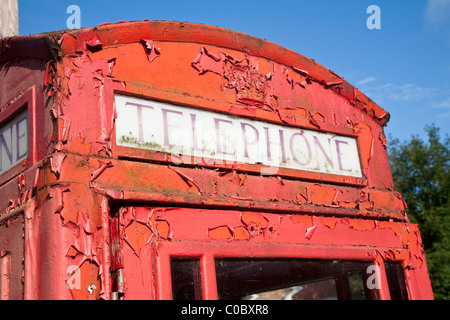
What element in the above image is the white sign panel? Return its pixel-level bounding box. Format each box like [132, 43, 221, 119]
[0, 110, 28, 174]
[115, 95, 362, 178]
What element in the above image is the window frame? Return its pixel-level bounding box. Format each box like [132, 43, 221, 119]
[152, 241, 404, 300]
[0, 86, 40, 183]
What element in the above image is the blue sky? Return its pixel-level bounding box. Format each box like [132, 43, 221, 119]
[18, 0, 450, 143]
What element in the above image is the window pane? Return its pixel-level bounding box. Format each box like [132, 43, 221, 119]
[215, 259, 377, 300]
[243, 278, 337, 300]
[171, 258, 202, 300]
[348, 273, 365, 300]
[385, 262, 408, 300]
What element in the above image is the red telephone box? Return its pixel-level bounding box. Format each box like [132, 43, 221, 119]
[0, 21, 433, 300]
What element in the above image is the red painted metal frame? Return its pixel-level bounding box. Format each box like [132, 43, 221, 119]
[0, 20, 434, 300]
[152, 241, 395, 300]
[115, 206, 432, 300]
[0, 252, 11, 300]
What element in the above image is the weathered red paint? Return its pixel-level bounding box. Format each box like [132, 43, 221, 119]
[0, 20, 433, 300]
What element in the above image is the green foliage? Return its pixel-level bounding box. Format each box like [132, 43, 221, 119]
[388, 125, 450, 300]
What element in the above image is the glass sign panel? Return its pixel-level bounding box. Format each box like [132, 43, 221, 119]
[0, 110, 28, 174]
[115, 94, 362, 177]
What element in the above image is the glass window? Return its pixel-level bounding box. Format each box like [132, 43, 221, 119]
[385, 262, 408, 300]
[170, 258, 202, 300]
[215, 259, 379, 300]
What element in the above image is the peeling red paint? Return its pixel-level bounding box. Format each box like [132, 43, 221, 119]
[75, 31, 103, 52]
[307, 184, 338, 206]
[156, 220, 171, 240]
[241, 212, 269, 229]
[48, 184, 70, 214]
[168, 166, 204, 195]
[233, 226, 251, 241]
[304, 225, 317, 240]
[208, 225, 233, 240]
[291, 215, 313, 227]
[69, 261, 101, 300]
[228, 105, 257, 117]
[17, 174, 26, 191]
[140, 39, 160, 63]
[320, 217, 339, 230]
[192, 47, 227, 76]
[124, 220, 152, 256]
[89, 161, 113, 187]
[344, 219, 376, 231]
[354, 122, 373, 170]
[0, 20, 433, 300]
[50, 153, 66, 178]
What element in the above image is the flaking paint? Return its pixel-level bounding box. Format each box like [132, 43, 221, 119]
[0, 21, 433, 300]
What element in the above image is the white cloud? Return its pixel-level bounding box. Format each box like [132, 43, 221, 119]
[432, 96, 450, 108]
[428, 96, 450, 117]
[356, 76, 376, 86]
[358, 82, 438, 104]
